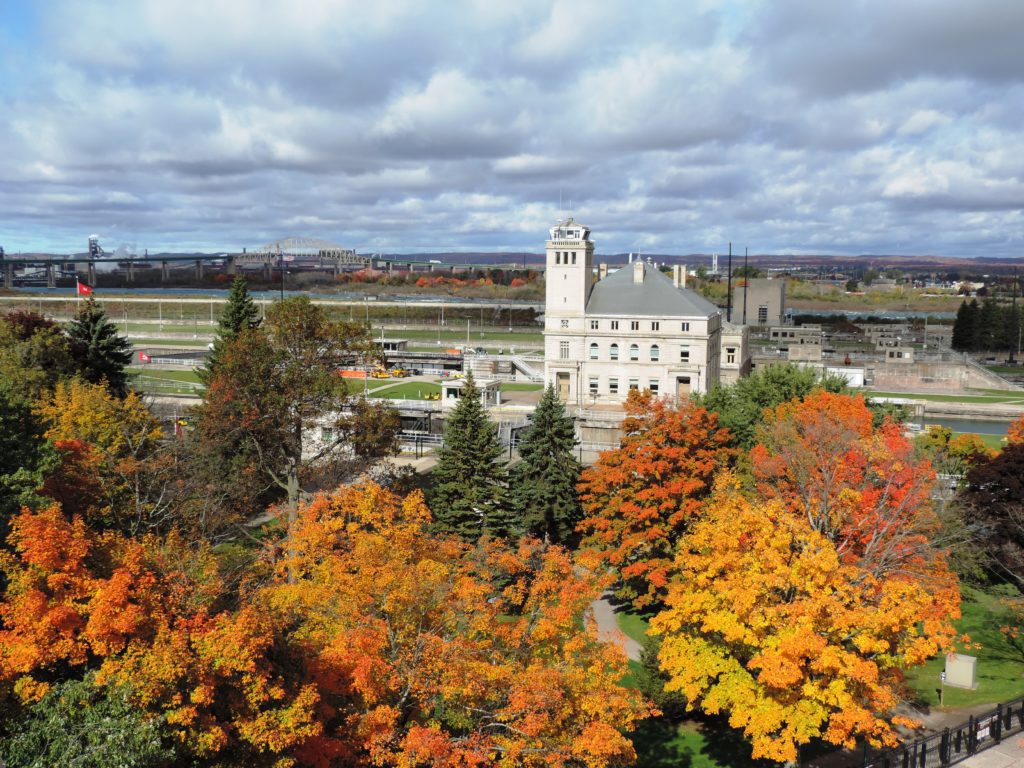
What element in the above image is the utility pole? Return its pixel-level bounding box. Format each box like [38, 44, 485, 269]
[726, 242, 733, 323]
[742, 247, 749, 326]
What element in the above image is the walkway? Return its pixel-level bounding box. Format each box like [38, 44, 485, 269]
[589, 595, 642, 662]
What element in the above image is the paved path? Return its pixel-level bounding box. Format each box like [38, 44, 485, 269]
[589, 595, 642, 661]
[958, 737, 1024, 767]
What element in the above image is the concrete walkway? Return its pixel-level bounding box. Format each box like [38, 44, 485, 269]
[589, 595, 643, 662]
[958, 737, 1024, 767]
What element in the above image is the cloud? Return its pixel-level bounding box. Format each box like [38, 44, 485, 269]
[1, 0, 1022, 257]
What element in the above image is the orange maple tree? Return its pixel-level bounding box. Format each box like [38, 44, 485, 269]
[1008, 414, 1024, 445]
[751, 391, 944, 580]
[0, 504, 319, 760]
[653, 479, 960, 763]
[260, 482, 653, 767]
[577, 390, 734, 609]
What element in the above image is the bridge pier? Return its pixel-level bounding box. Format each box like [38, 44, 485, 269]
[3, 263, 12, 289]
[127, 260, 135, 284]
[46, 263, 55, 288]
[87, 261, 96, 286]
[160, 260, 170, 282]
[194, 259, 204, 281]
[263, 262, 272, 281]
[227, 256, 238, 276]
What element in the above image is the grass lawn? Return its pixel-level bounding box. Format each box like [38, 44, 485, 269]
[969, 432, 1007, 451]
[631, 717, 771, 768]
[500, 382, 545, 392]
[369, 381, 441, 399]
[387, 328, 544, 344]
[130, 337, 212, 347]
[866, 390, 1024, 404]
[616, 610, 652, 645]
[905, 586, 1024, 709]
[128, 367, 201, 384]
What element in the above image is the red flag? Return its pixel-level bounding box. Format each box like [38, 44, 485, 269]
[138, 351, 151, 363]
[76, 280, 93, 296]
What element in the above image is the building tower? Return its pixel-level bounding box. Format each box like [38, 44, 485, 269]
[544, 218, 594, 317]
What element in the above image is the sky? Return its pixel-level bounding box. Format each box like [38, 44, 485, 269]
[1, 0, 1024, 257]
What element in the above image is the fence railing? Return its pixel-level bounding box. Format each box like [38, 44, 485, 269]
[863, 697, 1024, 767]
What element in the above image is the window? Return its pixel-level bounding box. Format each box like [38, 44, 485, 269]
[649, 380, 659, 394]
[608, 378, 619, 395]
[758, 306, 768, 324]
[628, 378, 639, 391]
[589, 343, 599, 360]
[559, 341, 569, 359]
[681, 322, 690, 332]
[629, 343, 639, 361]
[571, 252, 577, 265]
[680, 346, 690, 362]
[590, 319, 599, 330]
[726, 347, 736, 364]
[630, 320, 640, 331]
[609, 343, 619, 360]
[651, 321, 660, 331]
[560, 319, 569, 328]
[650, 344, 660, 362]
[589, 377, 599, 395]
[611, 320, 619, 330]
[321, 427, 334, 443]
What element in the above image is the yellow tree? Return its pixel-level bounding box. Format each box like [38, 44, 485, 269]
[36, 379, 175, 533]
[653, 480, 960, 763]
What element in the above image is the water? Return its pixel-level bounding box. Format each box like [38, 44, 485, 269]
[922, 418, 1010, 436]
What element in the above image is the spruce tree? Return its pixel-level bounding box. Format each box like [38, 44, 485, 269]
[429, 372, 510, 539]
[951, 300, 972, 351]
[509, 385, 582, 543]
[201, 276, 260, 382]
[66, 298, 133, 397]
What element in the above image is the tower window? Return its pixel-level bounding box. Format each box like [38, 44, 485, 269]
[681, 322, 690, 332]
[571, 252, 577, 264]
[609, 343, 619, 361]
[650, 344, 660, 361]
[629, 344, 639, 361]
[589, 343, 599, 360]
[651, 321, 660, 331]
[611, 320, 619, 330]
[726, 348, 736, 364]
[560, 319, 569, 328]
[559, 341, 570, 359]
[630, 321, 639, 331]
[680, 346, 690, 362]
[555, 252, 560, 265]
[590, 320, 599, 330]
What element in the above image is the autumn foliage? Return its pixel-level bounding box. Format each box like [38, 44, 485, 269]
[653, 480, 959, 763]
[1008, 413, 1024, 446]
[653, 391, 962, 762]
[0, 484, 651, 766]
[577, 390, 734, 609]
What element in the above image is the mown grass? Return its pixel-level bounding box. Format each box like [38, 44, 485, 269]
[369, 381, 442, 399]
[866, 390, 1024, 404]
[906, 586, 1024, 709]
[128, 367, 201, 384]
[500, 382, 545, 392]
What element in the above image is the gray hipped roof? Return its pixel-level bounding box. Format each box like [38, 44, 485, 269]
[586, 264, 721, 318]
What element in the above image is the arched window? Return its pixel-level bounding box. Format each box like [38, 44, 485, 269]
[589, 342, 599, 360]
[650, 344, 660, 361]
[629, 343, 639, 361]
[609, 343, 619, 361]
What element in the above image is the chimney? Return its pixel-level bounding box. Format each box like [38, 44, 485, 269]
[681, 264, 687, 288]
[599, 262, 608, 280]
[628, 252, 633, 264]
[672, 264, 681, 288]
[633, 261, 645, 284]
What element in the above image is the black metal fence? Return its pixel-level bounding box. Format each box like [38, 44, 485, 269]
[863, 697, 1024, 767]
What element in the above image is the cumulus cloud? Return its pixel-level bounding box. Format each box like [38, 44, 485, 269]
[1, 0, 1023, 256]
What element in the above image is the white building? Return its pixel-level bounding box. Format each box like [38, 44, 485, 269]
[543, 219, 724, 404]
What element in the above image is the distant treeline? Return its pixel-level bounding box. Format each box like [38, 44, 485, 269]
[952, 298, 1023, 352]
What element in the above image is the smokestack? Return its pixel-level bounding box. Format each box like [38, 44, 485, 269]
[628, 252, 633, 264]
[599, 263, 608, 280]
[633, 261, 645, 284]
[681, 264, 687, 288]
[672, 264, 681, 288]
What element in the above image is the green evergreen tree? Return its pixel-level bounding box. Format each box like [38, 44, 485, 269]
[978, 298, 999, 351]
[66, 298, 132, 397]
[509, 385, 582, 543]
[201, 275, 260, 383]
[951, 299, 976, 351]
[428, 372, 510, 539]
